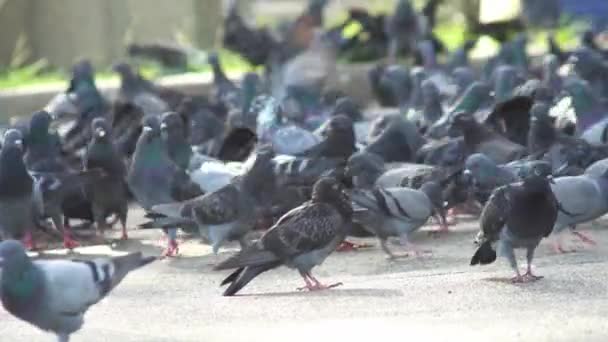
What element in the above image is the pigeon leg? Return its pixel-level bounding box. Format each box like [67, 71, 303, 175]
[22, 230, 36, 251]
[523, 246, 543, 282]
[429, 214, 450, 237]
[572, 230, 597, 246]
[52, 215, 79, 250]
[118, 210, 128, 240]
[160, 228, 179, 258]
[296, 271, 316, 291]
[336, 240, 373, 252]
[501, 242, 524, 283]
[307, 272, 343, 290]
[551, 233, 575, 254]
[380, 239, 408, 259]
[62, 224, 79, 250]
[399, 234, 432, 256]
[57, 333, 69, 342]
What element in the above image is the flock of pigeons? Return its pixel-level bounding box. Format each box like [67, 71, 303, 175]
[2, 0, 608, 341]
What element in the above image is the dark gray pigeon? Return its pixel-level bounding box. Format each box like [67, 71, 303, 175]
[350, 182, 444, 259]
[471, 163, 558, 283]
[297, 114, 356, 161]
[465, 153, 561, 205]
[215, 176, 351, 296]
[23, 110, 64, 172]
[127, 115, 203, 257]
[84, 117, 129, 240]
[147, 148, 276, 254]
[0, 129, 40, 250]
[449, 111, 526, 164]
[0, 240, 155, 342]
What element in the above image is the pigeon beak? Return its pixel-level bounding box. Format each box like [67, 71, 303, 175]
[547, 175, 555, 184]
[95, 128, 106, 138]
[142, 126, 153, 132]
[160, 122, 167, 130]
[14, 139, 23, 149]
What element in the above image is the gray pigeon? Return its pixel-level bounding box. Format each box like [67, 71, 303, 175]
[215, 176, 351, 296]
[0, 240, 155, 342]
[0, 130, 40, 250]
[350, 182, 444, 259]
[84, 117, 130, 240]
[471, 164, 558, 283]
[147, 148, 276, 254]
[127, 115, 204, 257]
[548, 169, 608, 253]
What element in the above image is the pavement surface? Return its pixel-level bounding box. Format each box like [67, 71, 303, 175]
[1, 207, 608, 342]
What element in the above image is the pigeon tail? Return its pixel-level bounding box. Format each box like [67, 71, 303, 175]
[214, 244, 279, 271]
[222, 261, 282, 296]
[106, 252, 156, 294]
[470, 240, 497, 266]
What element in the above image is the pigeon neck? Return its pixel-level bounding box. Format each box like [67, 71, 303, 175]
[1, 257, 38, 299]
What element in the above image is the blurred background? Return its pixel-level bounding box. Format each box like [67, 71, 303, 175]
[0, 0, 607, 90]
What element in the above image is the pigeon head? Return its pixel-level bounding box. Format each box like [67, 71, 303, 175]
[493, 65, 522, 102]
[112, 62, 135, 77]
[528, 102, 556, 151]
[327, 114, 353, 132]
[421, 79, 443, 124]
[0, 240, 30, 271]
[139, 115, 161, 143]
[0, 130, 31, 200]
[28, 110, 52, 139]
[521, 162, 554, 188]
[331, 97, 362, 122]
[464, 153, 500, 185]
[345, 151, 386, 188]
[160, 112, 185, 139]
[71, 59, 94, 81]
[380, 65, 411, 106]
[91, 117, 110, 141]
[3, 129, 24, 151]
[419, 181, 446, 216]
[311, 176, 351, 218]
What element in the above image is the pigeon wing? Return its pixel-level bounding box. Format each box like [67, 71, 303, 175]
[261, 202, 343, 258]
[479, 185, 512, 241]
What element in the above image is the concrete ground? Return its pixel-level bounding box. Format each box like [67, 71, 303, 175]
[1, 208, 608, 342]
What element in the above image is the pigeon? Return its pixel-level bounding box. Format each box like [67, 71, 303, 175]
[145, 148, 277, 254]
[350, 182, 444, 259]
[296, 114, 356, 161]
[448, 111, 526, 164]
[60, 60, 110, 153]
[426, 81, 492, 139]
[215, 176, 351, 296]
[127, 115, 203, 257]
[470, 163, 558, 283]
[23, 110, 64, 172]
[84, 117, 129, 240]
[112, 62, 169, 117]
[159, 111, 193, 170]
[547, 168, 608, 253]
[465, 153, 560, 203]
[0, 130, 40, 250]
[364, 114, 425, 163]
[0, 240, 156, 342]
